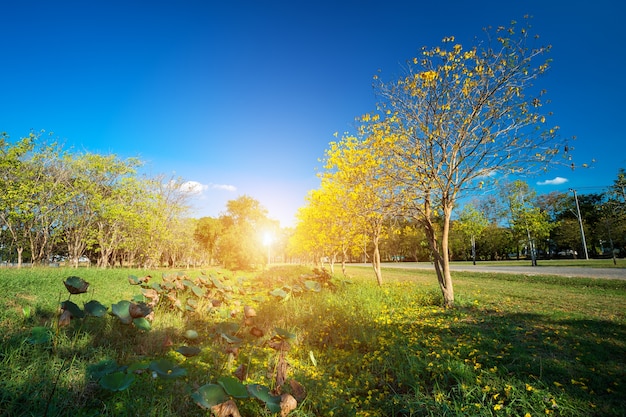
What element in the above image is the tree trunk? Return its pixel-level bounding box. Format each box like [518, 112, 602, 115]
[372, 236, 383, 286]
[423, 200, 455, 308]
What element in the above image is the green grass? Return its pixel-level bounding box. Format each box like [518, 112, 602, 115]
[0, 265, 624, 416]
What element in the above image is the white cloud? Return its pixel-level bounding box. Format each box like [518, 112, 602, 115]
[180, 180, 209, 195]
[210, 183, 237, 192]
[537, 177, 569, 186]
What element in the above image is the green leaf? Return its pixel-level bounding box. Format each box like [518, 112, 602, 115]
[99, 371, 135, 391]
[84, 300, 107, 317]
[304, 280, 322, 292]
[26, 326, 52, 345]
[191, 285, 205, 297]
[131, 294, 147, 303]
[133, 317, 151, 331]
[247, 384, 281, 413]
[110, 300, 132, 324]
[209, 275, 226, 290]
[61, 300, 85, 318]
[218, 376, 249, 399]
[220, 333, 242, 344]
[149, 359, 187, 379]
[127, 360, 150, 373]
[175, 346, 201, 357]
[87, 359, 120, 380]
[274, 327, 297, 341]
[64, 276, 89, 294]
[269, 288, 288, 299]
[127, 275, 141, 285]
[184, 329, 199, 340]
[192, 384, 227, 410]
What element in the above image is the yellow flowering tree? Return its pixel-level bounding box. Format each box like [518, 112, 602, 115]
[369, 19, 569, 306]
[322, 130, 401, 285]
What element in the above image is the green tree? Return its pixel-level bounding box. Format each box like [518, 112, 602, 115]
[456, 204, 488, 265]
[218, 195, 271, 270]
[194, 216, 223, 266]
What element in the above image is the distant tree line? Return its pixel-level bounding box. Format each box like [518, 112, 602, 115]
[288, 171, 626, 269]
[0, 132, 284, 270]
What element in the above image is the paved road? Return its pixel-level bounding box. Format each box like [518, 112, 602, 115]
[351, 262, 626, 280]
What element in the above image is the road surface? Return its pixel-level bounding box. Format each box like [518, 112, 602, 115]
[350, 262, 626, 280]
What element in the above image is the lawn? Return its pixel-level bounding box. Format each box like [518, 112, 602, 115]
[0, 264, 624, 416]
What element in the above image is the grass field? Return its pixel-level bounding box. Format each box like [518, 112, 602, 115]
[0, 264, 624, 416]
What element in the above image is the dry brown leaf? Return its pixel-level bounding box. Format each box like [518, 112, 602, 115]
[244, 305, 257, 318]
[249, 327, 264, 338]
[289, 379, 306, 402]
[233, 364, 247, 381]
[280, 393, 297, 417]
[275, 351, 288, 389]
[58, 309, 71, 327]
[211, 399, 241, 417]
[162, 334, 173, 348]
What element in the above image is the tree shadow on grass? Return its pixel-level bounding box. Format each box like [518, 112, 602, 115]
[394, 306, 626, 416]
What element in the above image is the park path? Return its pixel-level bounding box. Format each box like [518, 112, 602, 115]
[351, 262, 626, 280]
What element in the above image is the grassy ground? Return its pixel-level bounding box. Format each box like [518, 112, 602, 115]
[0, 265, 624, 416]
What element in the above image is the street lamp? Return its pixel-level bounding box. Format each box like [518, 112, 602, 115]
[263, 232, 273, 267]
[569, 189, 589, 260]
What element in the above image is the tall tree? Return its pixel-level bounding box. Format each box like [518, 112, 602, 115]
[367, 19, 567, 306]
[456, 204, 488, 265]
[218, 195, 271, 270]
[194, 216, 223, 266]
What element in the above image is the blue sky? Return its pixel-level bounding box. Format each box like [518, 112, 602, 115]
[1, 0, 624, 226]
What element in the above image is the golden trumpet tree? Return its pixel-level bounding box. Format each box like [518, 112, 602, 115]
[368, 19, 569, 306]
[322, 131, 401, 285]
[291, 177, 366, 274]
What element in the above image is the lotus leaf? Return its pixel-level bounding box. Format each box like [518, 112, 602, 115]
[26, 326, 52, 345]
[191, 284, 205, 297]
[111, 300, 132, 324]
[247, 384, 281, 413]
[87, 359, 120, 380]
[220, 332, 242, 344]
[129, 302, 151, 318]
[191, 384, 228, 410]
[184, 329, 199, 340]
[133, 317, 151, 331]
[149, 359, 187, 379]
[217, 376, 249, 399]
[99, 371, 135, 391]
[176, 346, 201, 357]
[274, 327, 297, 341]
[126, 360, 150, 374]
[304, 280, 322, 292]
[210, 275, 226, 290]
[127, 275, 141, 285]
[269, 288, 288, 299]
[84, 300, 108, 317]
[61, 300, 85, 318]
[63, 276, 89, 294]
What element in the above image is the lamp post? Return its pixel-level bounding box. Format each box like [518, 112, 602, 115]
[569, 189, 589, 260]
[263, 232, 273, 267]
